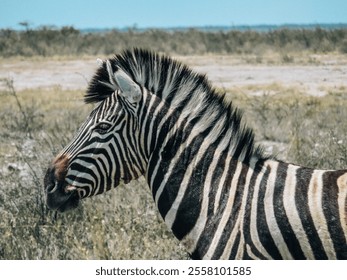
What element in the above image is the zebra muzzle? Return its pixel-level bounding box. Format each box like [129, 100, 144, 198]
[44, 162, 80, 212]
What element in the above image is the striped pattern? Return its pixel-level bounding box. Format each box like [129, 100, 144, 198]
[47, 49, 347, 259]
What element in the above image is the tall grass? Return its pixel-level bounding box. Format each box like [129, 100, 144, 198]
[1, 26, 347, 57]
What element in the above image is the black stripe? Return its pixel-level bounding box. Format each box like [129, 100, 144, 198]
[171, 140, 220, 240]
[112, 137, 133, 183]
[212, 164, 248, 259]
[122, 124, 143, 175]
[92, 157, 106, 196]
[150, 111, 201, 198]
[66, 160, 96, 185]
[295, 167, 328, 259]
[274, 163, 305, 259]
[322, 171, 347, 259]
[207, 148, 229, 218]
[157, 124, 212, 221]
[191, 158, 238, 259]
[229, 231, 242, 259]
[103, 144, 115, 191]
[242, 159, 268, 259]
[108, 143, 121, 187]
[256, 165, 283, 259]
[142, 93, 162, 158]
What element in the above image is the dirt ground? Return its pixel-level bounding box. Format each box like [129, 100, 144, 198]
[1, 54, 347, 96]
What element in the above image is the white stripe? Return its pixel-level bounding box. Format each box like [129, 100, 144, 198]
[180, 137, 230, 253]
[222, 157, 257, 259]
[283, 165, 314, 259]
[202, 161, 243, 259]
[213, 166, 229, 214]
[93, 152, 110, 194]
[235, 233, 245, 259]
[148, 88, 207, 191]
[337, 172, 347, 242]
[152, 95, 221, 202]
[152, 128, 194, 204]
[249, 160, 273, 259]
[308, 170, 336, 259]
[221, 215, 242, 259]
[141, 89, 165, 157]
[264, 161, 293, 259]
[212, 129, 233, 214]
[179, 156, 217, 252]
[246, 244, 262, 259]
[164, 129, 219, 228]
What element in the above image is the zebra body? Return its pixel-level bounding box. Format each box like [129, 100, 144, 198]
[44, 49, 347, 259]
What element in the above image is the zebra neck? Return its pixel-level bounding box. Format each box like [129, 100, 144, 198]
[147, 149, 263, 255]
[146, 126, 265, 243]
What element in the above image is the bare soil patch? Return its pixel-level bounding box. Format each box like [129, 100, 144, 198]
[1, 55, 347, 96]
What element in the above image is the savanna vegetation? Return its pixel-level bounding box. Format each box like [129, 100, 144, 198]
[1, 25, 347, 57]
[0, 26, 346, 259]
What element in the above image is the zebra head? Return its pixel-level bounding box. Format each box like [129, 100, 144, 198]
[44, 60, 144, 212]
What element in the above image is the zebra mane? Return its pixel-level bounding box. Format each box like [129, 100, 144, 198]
[86, 48, 269, 162]
[86, 48, 202, 103]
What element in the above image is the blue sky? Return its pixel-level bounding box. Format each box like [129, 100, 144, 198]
[1, 0, 346, 29]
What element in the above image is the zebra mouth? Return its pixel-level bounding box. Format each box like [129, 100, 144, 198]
[44, 167, 80, 212]
[46, 182, 80, 212]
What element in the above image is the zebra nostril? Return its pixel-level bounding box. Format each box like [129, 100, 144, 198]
[47, 182, 58, 193]
[44, 166, 58, 192]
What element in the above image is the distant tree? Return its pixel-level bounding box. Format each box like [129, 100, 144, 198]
[19, 21, 31, 31]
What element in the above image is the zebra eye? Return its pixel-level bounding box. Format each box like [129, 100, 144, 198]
[94, 122, 112, 134]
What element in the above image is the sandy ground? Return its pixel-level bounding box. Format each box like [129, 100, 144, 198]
[1, 55, 347, 96]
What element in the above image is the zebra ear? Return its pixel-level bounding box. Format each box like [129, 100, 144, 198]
[113, 69, 141, 103]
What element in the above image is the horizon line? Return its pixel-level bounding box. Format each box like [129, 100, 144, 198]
[3, 22, 347, 31]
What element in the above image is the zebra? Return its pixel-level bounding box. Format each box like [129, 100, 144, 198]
[44, 48, 347, 260]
